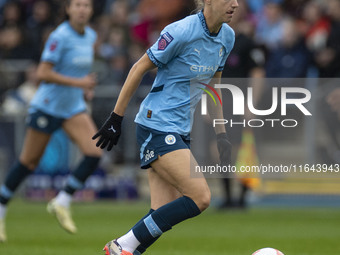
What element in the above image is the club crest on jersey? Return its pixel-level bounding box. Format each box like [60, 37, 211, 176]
[158, 32, 173, 51]
[165, 135, 176, 145]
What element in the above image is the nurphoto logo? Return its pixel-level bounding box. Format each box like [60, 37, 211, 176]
[200, 83, 312, 128]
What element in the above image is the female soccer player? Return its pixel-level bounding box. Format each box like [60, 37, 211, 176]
[94, 0, 238, 254]
[0, 0, 101, 242]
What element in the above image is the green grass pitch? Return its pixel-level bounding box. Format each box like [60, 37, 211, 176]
[0, 199, 339, 255]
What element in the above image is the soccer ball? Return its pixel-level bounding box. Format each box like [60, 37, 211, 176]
[252, 247, 284, 255]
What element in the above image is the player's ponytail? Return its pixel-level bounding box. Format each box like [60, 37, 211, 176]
[195, 0, 204, 11]
[57, 0, 71, 24]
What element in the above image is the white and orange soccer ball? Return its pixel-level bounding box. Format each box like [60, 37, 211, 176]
[252, 247, 284, 255]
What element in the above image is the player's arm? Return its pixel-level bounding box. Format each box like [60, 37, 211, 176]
[94, 24, 179, 150]
[208, 71, 232, 166]
[114, 53, 156, 116]
[92, 53, 156, 151]
[36, 62, 96, 90]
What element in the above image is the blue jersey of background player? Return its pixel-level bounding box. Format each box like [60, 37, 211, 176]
[30, 19, 96, 118]
[0, 0, 103, 242]
[135, 11, 235, 135]
[94, 1, 239, 255]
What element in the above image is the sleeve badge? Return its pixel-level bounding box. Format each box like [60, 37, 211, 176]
[158, 32, 174, 51]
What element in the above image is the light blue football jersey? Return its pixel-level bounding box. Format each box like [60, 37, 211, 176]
[135, 11, 235, 135]
[30, 21, 97, 118]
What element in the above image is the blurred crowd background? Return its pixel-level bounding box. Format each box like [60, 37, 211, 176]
[1, 0, 340, 111]
[1, 0, 340, 94]
[0, 0, 340, 204]
[1, 0, 340, 116]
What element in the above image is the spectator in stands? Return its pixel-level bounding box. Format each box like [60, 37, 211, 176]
[26, 0, 55, 52]
[103, 53, 130, 85]
[0, 1, 23, 27]
[266, 18, 311, 78]
[255, 0, 285, 51]
[282, 0, 310, 17]
[98, 25, 128, 60]
[0, 0, 9, 11]
[300, 0, 330, 53]
[315, 0, 340, 77]
[0, 25, 38, 60]
[246, 0, 264, 14]
[132, 0, 196, 46]
[107, 0, 131, 26]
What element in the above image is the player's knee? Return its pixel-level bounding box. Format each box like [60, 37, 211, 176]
[199, 191, 211, 211]
[18, 158, 38, 171]
[194, 190, 211, 212]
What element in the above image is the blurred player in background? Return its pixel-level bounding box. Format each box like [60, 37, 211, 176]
[0, 0, 101, 242]
[93, 0, 238, 254]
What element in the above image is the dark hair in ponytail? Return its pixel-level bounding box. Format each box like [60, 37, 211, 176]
[56, 0, 70, 24]
[57, 0, 93, 24]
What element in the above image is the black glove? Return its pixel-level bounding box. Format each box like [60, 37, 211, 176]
[216, 133, 232, 166]
[92, 112, 123, 151]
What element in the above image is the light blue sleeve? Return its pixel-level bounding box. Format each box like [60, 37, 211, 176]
[147, 24, 184, 68]
[41, 31, 65, 64]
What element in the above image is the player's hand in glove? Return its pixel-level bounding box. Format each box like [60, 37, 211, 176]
[216, 133, 232, 166]
[92, 112, 123, 151]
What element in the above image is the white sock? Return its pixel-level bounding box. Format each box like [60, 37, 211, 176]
[117, 230, 141, 253]
[0, 203, 7, 219]
[54, 191, 72, 208]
